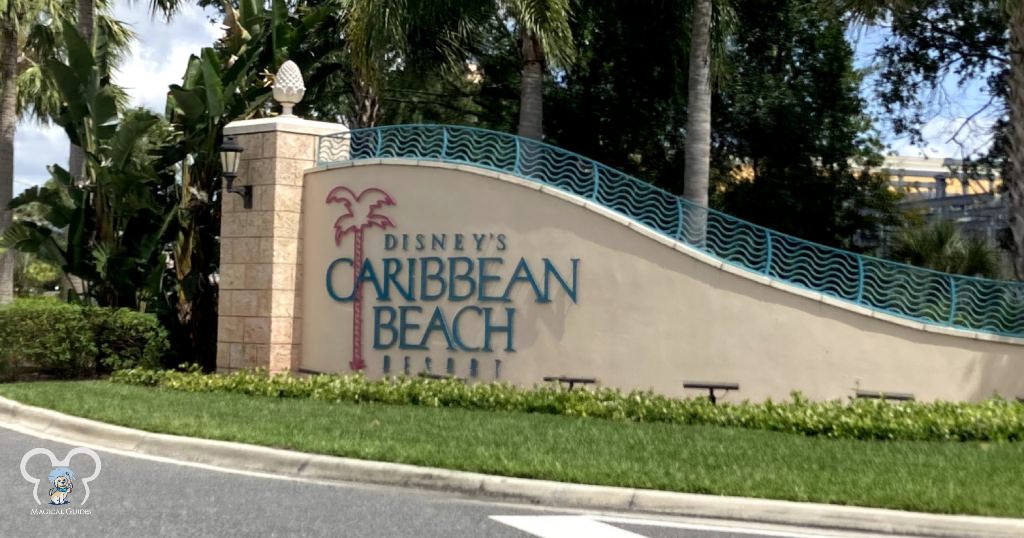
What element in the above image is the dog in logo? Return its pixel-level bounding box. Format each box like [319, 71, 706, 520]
[47, 468, 75, 505]
[21, 448, 101, 506]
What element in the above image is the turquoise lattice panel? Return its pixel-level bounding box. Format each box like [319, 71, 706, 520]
[446, 127, 518, 171]
[519, 139, 595, 197]
[596, 165, 679, 234]
[769, 234, 861, 301]
[953, 278, 1024, 333]
[701, 209, 770, 272]
[378, 125, 445, 160]
[861, 258, 953, 323]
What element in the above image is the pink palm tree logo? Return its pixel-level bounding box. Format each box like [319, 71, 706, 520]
[326, 186, 397, 371]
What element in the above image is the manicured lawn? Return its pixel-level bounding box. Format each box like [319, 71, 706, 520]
[1, 380, 1022, 517]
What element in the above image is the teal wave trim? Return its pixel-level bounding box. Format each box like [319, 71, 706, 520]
[317, 124, 1024, 338]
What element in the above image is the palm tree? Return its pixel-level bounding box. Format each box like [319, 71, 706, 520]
[4, 1, 132, 302]
[0, 0, 24, 304]
[1006, 2, 1024, 278]
[504, 0, 574, 139]
[681, 0, 736, 241]
[326, 186, 396, 371]
[683, 0, 712, 209]
[347, 0, 574, 138]
[67, 0, 178, 181]
[892, 220, 1003, 278]
[18, 1, 132, 119]
[682, 0, 713, 243]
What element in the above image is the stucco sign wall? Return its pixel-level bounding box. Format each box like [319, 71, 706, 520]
[299, 161, 1024, 402]
[318, 183, 580, 375]
[304, 164, 590, 383]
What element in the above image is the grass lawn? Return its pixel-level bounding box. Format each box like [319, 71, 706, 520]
[1, 380, 1022, 518]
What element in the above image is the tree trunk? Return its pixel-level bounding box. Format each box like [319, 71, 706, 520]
[0, 19, 18, 304]
[682, 0, 713, 243]
[77, 0, 95, 45]
[1008, 5, 1024, 278]
[351, 67, 380, 128]
[518, 28, 545, 140]
[68, 0, 95, 182]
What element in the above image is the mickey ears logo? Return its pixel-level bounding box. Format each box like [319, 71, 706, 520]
[20, 448, 102, 506]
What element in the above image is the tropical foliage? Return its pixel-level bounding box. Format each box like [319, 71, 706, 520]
[891, 220, 1004, 278]
[343, 0, 574, 137]
[156, 0, 285, 362]
[4, 0, 324, 366]
[1, 0, 133, 305]
[546, 0, 898, 248]
[3, 22, 177, 309]
[111, 367, 1024, 442]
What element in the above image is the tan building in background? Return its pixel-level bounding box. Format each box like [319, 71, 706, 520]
[880, 155, 1000, 199]
[878, 156, 1008, 249]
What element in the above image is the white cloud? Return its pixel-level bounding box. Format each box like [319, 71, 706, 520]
[13, 123, 65, 190]
[111, 3, 223, 111]
[13, 1, 222, 194]
[888, 115, 996, 160]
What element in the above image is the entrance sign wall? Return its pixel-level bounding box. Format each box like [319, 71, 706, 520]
[218, 116, 1024, 402]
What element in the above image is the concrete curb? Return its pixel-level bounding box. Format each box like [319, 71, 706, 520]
[1, 396, 1020, 537]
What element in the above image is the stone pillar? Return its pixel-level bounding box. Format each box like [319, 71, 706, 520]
[216, 115, 346, 373]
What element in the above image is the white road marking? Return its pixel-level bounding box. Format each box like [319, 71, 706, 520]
[594, 515, 837, 537]
[491, 515, 650, 537]
[492, 515, 862, 538]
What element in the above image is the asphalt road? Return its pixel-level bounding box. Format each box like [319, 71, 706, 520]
[0, 425, 889, 538]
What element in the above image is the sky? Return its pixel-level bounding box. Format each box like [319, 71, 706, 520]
[12, 3, 1000, 195]
[847, 26, 1000, 161]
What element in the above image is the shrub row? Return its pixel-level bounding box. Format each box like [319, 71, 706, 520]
[0, 299, 169, 379]
[110, 367, 1024, 442]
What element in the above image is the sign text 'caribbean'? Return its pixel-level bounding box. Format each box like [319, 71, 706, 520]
[325, 232, 580, 353]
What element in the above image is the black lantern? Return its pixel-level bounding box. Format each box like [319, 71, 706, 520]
[218, 135, 252, 209]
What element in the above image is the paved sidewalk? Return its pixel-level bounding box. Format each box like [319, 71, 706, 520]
[1, 395, 1020, 537]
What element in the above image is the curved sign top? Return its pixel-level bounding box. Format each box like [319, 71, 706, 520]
[317, 125, 1024, 340]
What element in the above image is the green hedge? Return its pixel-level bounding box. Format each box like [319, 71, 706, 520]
[0, 299, 169, 379]
[111, 367, 1024, 442]
[92, 307, 171, 372]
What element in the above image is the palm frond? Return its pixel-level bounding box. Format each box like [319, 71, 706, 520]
[504, 0, 575, 67]
[15, 62, 62, 121]
[962, 235, 1002, 278]
[893, 220, 1003, 278]
[347, 0, 411, 81]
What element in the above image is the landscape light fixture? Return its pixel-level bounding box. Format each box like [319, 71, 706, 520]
[219, 135, 252, 209]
